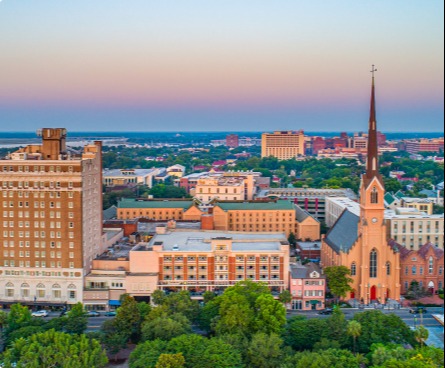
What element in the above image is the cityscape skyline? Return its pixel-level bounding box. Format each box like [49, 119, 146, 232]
[0, 1, 443, 132]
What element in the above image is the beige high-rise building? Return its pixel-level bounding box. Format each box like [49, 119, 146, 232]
[0, 128, 103, 308]
[261, 131, 305, 160]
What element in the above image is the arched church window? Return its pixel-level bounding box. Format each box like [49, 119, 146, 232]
[386, 262, 391, 276]
[370, 249, 377, 278]
[351, 262, 357, 276]
[371, 187, 378, 204]
[428, 257, 434, 274]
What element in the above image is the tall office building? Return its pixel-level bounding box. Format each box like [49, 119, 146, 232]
[0, 128, 103, 308]
[261, 131, 305, 160]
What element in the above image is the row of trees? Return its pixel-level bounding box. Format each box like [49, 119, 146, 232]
[1, 280, 443, 367]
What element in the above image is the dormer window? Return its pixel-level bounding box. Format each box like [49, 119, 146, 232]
[310, 271, 319, 278]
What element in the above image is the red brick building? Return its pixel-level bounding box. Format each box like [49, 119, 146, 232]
[226, 134, 240, 148]
[394, 241, 444, 294]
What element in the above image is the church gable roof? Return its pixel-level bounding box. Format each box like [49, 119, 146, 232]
[388, 239, 411, 259]
[324, 210, 359, 253]
[417, 242, 444, 260]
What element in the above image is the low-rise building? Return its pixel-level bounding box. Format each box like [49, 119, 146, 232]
[289, 262, 326, 310]
[117, 199, 203, 221]
[167, 165, 186, 178]
[295, 207, 321, 241]
[210, 200, 298, 236]
[296, 241, 322, 261]
[263, 188, 357, 222]
[325, 197, 444, 250]
[400, 197, 434, 215]
[103, 168, 161, 188]
[394, 242, 444, 294]
[192, 175, 255, 203]
[83, 230, 290, 310]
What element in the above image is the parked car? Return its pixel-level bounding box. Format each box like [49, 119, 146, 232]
[318, 308, 334, 315]
[87, 310, 101, 317]
[32, 310, 49, 317]
[409, 307, 427, 314]
[104, 311, 116, 317]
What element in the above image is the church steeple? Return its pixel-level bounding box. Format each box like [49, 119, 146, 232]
[364, 65, 383, 186]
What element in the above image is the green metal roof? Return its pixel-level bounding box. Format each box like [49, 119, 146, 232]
[118, 198, 195, 210]
[216, 200, 296, 211]
[384, 193, 396, 205]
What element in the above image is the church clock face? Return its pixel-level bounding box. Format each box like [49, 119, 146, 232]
[372, 217, 378, 223]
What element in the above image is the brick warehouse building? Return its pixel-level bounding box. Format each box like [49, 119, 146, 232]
[0, 128, 103, 308]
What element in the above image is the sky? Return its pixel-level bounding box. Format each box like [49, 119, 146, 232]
[0, 1, 443, 132]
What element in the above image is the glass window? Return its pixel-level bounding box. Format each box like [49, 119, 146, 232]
[370, 249, 377, 278]
[351, 262, 356, 276]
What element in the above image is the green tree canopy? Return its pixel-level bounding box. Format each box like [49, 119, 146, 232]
[246, 332, 284, 368]
[353, 311, 416, 353]
[324, 266, 353, 302]
[1, 329, 107, 368]
[156, 353, 186, 368]
[65, 302, 87, 335]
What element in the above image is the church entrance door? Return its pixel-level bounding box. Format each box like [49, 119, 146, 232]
[370, 285, 377, 301]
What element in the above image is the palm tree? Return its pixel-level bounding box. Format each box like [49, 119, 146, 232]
[414, 326, 429, 347]
[347, 320, 362, 353]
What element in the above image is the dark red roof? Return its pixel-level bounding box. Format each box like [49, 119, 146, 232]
[417, 242, 444, 260]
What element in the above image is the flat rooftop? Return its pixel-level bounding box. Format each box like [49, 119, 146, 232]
[103, 168, 158, 177]
[148, 230, 287, 252]
[118, 198, 195, 209]
[216, 200, 296, 211]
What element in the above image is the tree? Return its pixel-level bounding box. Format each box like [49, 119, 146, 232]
[0, 310, 7, 333]
[115, 295, 144, 343]
[282, 349, 362, 368]
[156, 353, 185, 368]
[129, 339, 168, 368]
[278, 290, 292, 305]
[288, 232, 297, 247]
[198, 338, 244, 368]
[152, 290, 167, 305]
[324, 266, 353, 303]
[101, 319, 128, 362]
[65, 302, 87, 335]
[6, 304, 31, 332]
[283, 316, 327, 351]
[347, 320, 362, 353]
[325, 309, 348, 347]
[1, 329, 107, 368]
[414, 326, 429, 347]
[141, 314, 191, 341]
[253, 294, 286, 335]
[313, 338, 341, 352]
[353, 311, 416, 353]
[246, 333, 284, 368]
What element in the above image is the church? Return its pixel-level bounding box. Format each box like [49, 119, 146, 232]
[321, 68, 401, 304]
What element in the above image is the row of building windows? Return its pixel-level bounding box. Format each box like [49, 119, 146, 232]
[2, 201, 74, 209]
[3, 260, 76, 268]
[2, 211, 72, 218]
[2, 221, 74, 228]
[1, 181, 75, 189]
[4, 282, 77, 299]
[2, 231, 75, 238]
[163, 274, 281, 281]
[2, 241, 75, 248]
[3, 250, 75, 258]
[1, 165, 75, 173]
[2, 191, 74, 199]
